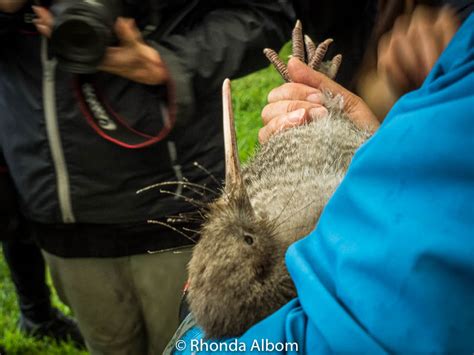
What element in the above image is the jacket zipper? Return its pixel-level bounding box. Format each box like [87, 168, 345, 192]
[41, 38, 75, 223]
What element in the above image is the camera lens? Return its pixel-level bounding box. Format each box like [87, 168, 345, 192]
[52, 17, 108, 73]
[57, 20, 94, 51]
[50, 0, 121, 74]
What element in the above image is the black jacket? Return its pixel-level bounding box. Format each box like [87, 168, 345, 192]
[0, 1, 294, 256]
[0, 164, 19, 239]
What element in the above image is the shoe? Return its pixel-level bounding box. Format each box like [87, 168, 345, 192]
[19, 308, 85, 348]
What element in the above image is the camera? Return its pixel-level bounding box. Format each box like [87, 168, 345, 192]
[50, 0, 122, 74]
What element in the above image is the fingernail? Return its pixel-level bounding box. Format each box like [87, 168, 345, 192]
[309, 107, 328, 120]
[288, 108, 306, 122]
[306, 93, 324, 103]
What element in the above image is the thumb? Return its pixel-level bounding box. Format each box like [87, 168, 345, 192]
[114, 17, 141, 47]
[32, 6, 54, 37]
[288, 58, 361, 114]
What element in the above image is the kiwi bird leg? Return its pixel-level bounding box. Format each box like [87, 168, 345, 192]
[292, 20, 305, 62]
[309, 38, 333, 70]
[264, 49, 290, 82]
[304, 35, 316, 61]
[327, 54, 343, 79]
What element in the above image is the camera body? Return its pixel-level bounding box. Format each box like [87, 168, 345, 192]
[50, 0, 122, 73]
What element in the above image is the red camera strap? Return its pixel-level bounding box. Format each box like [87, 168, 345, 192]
[74, 77, 176, 149]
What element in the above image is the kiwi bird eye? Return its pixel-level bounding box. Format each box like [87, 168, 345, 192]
[244, 235, 254, 245]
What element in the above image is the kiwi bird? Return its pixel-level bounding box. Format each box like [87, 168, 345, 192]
[187, 21, 372, 339]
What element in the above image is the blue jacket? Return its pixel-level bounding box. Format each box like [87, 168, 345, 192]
[176, 12, 474, 354]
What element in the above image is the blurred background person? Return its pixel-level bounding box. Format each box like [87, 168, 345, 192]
[1, 156, 84, 346]
[292, 0, 473, 119]
[0, 0, 294, 353]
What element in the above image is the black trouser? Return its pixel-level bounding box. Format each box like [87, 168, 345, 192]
[1, 162, 51, 322]
[2, 237, 52, 322]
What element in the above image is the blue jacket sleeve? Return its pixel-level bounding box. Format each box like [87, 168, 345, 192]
[285, 12, 474, 354]
[174, 12, 474, 354]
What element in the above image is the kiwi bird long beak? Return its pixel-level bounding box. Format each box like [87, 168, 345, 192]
[222, 79, 244, 191]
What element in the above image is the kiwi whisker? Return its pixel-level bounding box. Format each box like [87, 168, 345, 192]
[147, 219, 197, 244]
[157, 189, 208, 209]
[193, 161, 222, 187]
[182, 227, 201, 235]
[273, 224, 315, 242]
[180, 210, 207, 221]
[271, 197, 318, 233]
[181, 178, 206, 197]
[136, 181, 220, 196]
[166, 214, 204, 223]
[270, 181, 299, 229]
[270, 161, 309, 232]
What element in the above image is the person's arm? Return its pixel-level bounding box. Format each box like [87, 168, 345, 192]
[33, 9, 170, 86]
[34, 1, 294, 125]
[148, 0, 294, 124]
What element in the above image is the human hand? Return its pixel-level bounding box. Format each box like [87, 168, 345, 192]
[33, 7, 169, 85]
[259, 58, 379, 144]
[377, 5, 459, 97]
[0, 0, 27, 13]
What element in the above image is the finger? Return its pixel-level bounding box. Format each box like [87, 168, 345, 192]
[379, 43, 413, 96]
[100, 47, 168, 85]
[378, 18, 416, 94]
[288, 58, 361, 113]
[114, 17, 142, 47]
[258, 107, 329, 144]
[261, 100, 325, 125]
[35, 24, 52, 38]
[416, 30, 441, 82]
[391, 13, 410, 39]
[259, 109, 306, 144]
[32, 6, 53, 27]
[100, 47, 130, 70]
[410, 5, 436, 23]
[436, 6, 460, 48]
[32, 6, 53, 37]
[385, 60, 411, 95]
[392, 33, 421, 89]
[406, 11, 440, 82]
[267, 83, 322, 103]
[288, 58, 342, 95]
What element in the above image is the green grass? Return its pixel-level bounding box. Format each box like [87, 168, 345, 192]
[234, 42, 291, 163]
[0, 43, 290, 354]
[0, 253, 87, 355]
